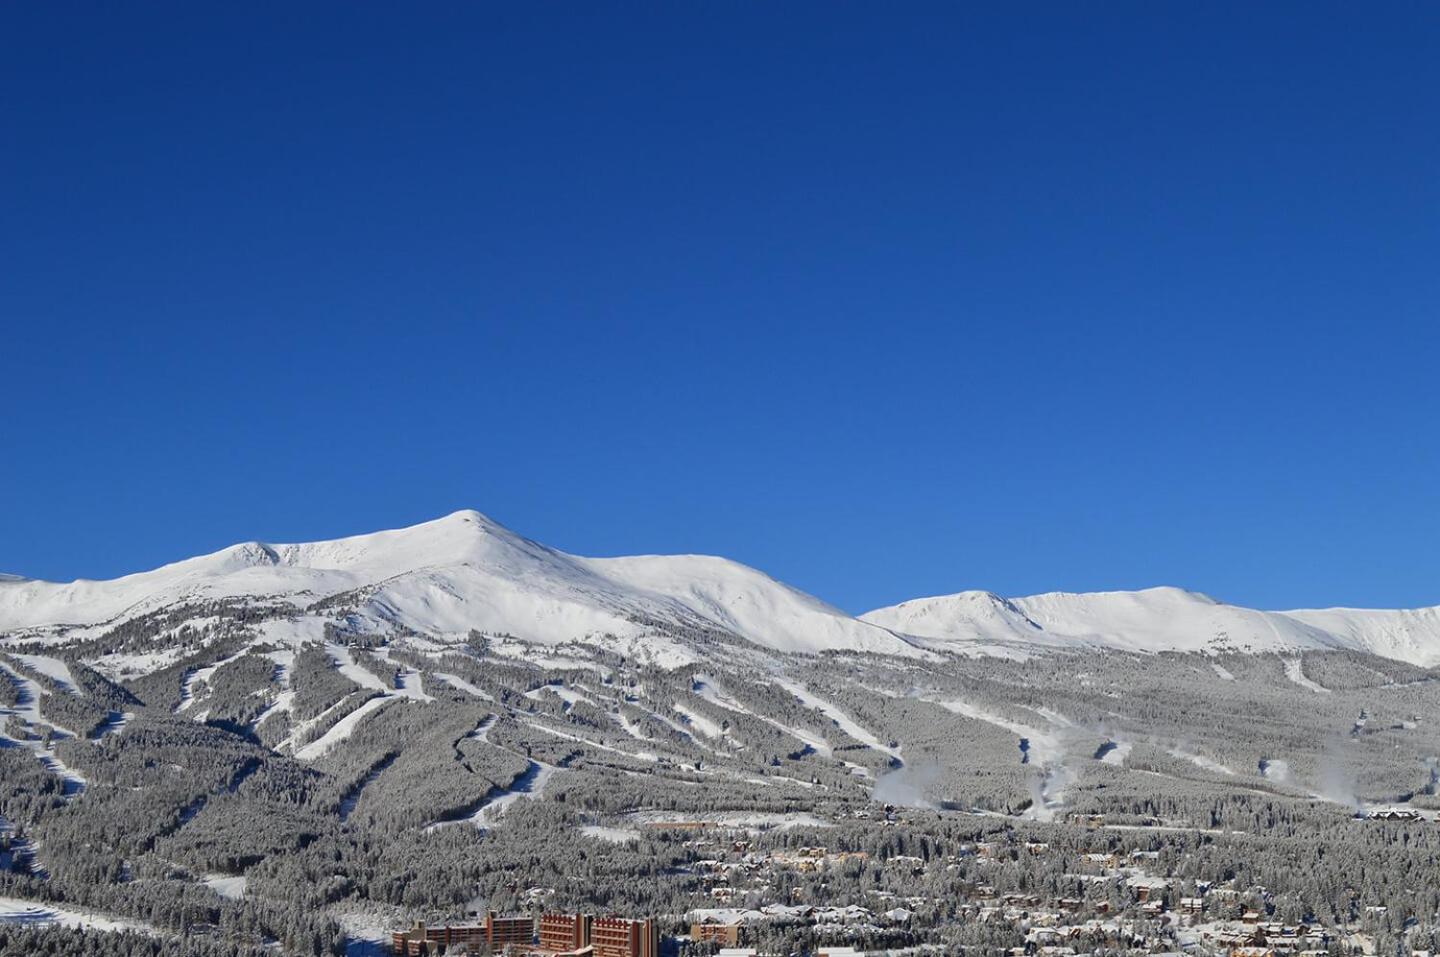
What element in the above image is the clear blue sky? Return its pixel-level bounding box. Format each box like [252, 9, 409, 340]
[3, 3, 1437, 613]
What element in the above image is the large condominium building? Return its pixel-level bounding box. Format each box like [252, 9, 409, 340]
[539, 912, 592, 952]
[489, 912, 538, 948]
[591, 917, 660, 957]
[393, 911, 658, 957]
[391, 912, 534, 955]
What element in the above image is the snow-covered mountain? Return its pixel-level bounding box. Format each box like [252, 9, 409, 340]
[862, 586, 1440, 665]
[0, 510, 920, 661]
[4, 510, 1440, 668]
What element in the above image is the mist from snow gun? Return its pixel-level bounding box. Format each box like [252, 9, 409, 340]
[872, 759, 940, 810]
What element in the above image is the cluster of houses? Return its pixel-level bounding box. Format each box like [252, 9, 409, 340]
[395, 806, 1434, 957]
[689, 902, 916, 946]
[688, 842, 876, 901]
[663, 823, 1418, 957]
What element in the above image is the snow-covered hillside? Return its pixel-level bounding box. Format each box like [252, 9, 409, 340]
[0, 510, 921, 662]
[4, 511, 1439, 668]
[863, 586, 1440, 665]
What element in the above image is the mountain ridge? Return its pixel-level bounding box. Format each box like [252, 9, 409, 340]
[3, 510, 1439, 666]
[0, 510, 921, 661]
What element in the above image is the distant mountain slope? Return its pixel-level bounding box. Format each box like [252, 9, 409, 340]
[0, 510, 921, 659]
[1281, 605, 1440, 665]
[862, 586, 1440, 665]
[4, 510, 1439, 667]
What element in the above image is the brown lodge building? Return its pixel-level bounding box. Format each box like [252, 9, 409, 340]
[393, 911, 659, 957]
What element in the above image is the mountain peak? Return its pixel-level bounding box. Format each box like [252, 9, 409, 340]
[432, 508, 503, 530]
[0, 510, 924, 660]
[4, 514, 1439, 666]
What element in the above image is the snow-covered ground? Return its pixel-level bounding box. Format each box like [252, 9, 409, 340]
[39, 747, 88, 798]
[523, 684, 593, 709]
[250, 691, 294, 732]
[335, 909, 397, 957]
[265, 647, 296, 686]
[176, 648, 250, 713]
[0, 661, 86, 797]
[1096, 739, 1133, 765]
[673, 703, 724, 739]
[691, 676, 834, 758]
[0, 510, 923, 663]
[623, 809, 833, 831]
[338, 753, 398, 822]
[466, 713, 498, 742]
[613, 711, 653, 742]
[774, 677, 899, 759]
[369, 647, 434, 701]
[391, 668, 432, 701]
[746, 772, 817, 790]
[865, 586, 1440, 665]
[424, 758, 556, 833]
[1259, 758, 1291, 783]
[285, 645, 440, 760]
[690, 675, 747, 712]
[579, 824, 640, 843]
[0, 662, 60, 730]
[936, 696, 1044, 746]
[1168, 746, 1238, 776]
[90, 710, 133, 740]
[465, 759, 554, 823]
[10, 654, 78, 694]
[8, 510, 1440, 672]
[622, 695, 714, 749]
[0, 815, 44, 879]
[202, 873, 248, 900]
[1283, 657, 1331, 694]
[0, 895, 159, 935]
[295, 696, 395, 760]
[326, 643, 391, 693]
[521, 719, 659, 762]
[433, 672, 493, 700]
[687, 675, 821, 754]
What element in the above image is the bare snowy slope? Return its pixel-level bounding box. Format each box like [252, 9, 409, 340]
[5, 511, 1439, 668]
[863, 586, 1440, 665]
[0, 511, 920, 659]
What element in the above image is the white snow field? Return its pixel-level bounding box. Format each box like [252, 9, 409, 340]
[294, 696, 396, 760]
[0, 510, 923, 660]
[774, 677, 900, 760]
[863, 585, 1440, 664]
[3, 509, 1440, 669]
[433, 672, 493, 700]
[1283, 656, 1332, 694]
[10, 654, 79, 693]
[693, 674, 833, 757]
[579, 824, 640, 843]
[176, 648, 250, 713]
[202, 873, 248, 900]
[0, 660, 87, 797]
[0, 895, 159, 935]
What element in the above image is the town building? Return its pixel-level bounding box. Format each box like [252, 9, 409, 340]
[540, 912, 593, 952]
[591, 917, 659, 957]
[692, 919, 743, 946]
[391, 913, 534, 955]
[490, 912, 538, 948]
